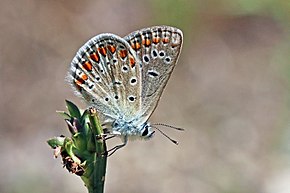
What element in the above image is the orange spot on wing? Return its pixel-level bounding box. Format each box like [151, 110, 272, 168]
[98, 47, 107, 56]
[145, 39, 151, 46]
[152, 37, 160, 44]
[135, 42, 141, 50]
[90, 53, 99, 63]
[142, 38, 151, 47]
[107, 45, 116, 53]
[131, 43, 136, 50]
[74, 82, 82, 91]
[129, 57, 136, 68]
[119, 50, 128, 59]
[75, 78, 84, 85]
[83, 61, 92, 71]
[131, 41, 141, 51]
[162, 38, 169, 44]
[82, 74, 88, 80]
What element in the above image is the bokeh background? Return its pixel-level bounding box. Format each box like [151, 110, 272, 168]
[1, 0, 290, 193]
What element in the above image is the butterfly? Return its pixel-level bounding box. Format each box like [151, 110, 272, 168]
[68, 26, 183, 152]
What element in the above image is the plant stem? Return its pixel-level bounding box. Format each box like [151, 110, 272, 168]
[86, 108, 107, 193]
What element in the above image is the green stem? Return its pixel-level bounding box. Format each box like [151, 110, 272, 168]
[87, 108, 107, 193]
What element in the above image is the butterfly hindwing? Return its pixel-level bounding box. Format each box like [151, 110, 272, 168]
[124, 26, 183, 121]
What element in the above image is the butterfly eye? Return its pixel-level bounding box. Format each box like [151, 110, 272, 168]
[141, 126, 149, 136]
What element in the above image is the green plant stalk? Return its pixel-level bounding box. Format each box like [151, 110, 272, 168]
[85, 108, 107, 193]
[48, 101, 108, 193]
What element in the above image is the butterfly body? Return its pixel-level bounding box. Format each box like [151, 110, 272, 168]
[68, 26, 183, 144]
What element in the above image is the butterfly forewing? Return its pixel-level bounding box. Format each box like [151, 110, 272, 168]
[124, 26, 183, 121]
[68, 34, 142, 120]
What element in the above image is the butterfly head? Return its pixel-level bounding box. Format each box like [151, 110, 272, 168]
[112, 120, 155, 140]
[140, 123, 155, 140]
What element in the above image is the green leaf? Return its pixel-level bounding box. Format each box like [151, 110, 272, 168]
[56, 110, 71, 119]
[72, 133, 87, 152]
[80, 109, 89, 125]
[47, 136, 65, 148]
[65, 100, 81, 119]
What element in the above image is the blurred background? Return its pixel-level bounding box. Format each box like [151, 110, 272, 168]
[1, 0, 290, 193]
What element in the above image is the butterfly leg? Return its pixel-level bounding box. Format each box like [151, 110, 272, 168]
[107, 135, 128, 156]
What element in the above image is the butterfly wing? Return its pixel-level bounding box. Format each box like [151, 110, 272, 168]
[124, 26, 183, 123]
[68, 34, 143, 121]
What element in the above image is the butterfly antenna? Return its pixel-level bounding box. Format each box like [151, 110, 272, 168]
[152, 123, 185, 131]
[151, 126, 179, 145]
